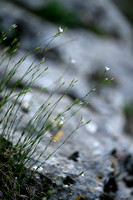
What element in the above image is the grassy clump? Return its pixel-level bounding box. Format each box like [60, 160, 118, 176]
[0, 136, 58, 199]
[0, 25, 87, 199]
[0, 25, 113, 199]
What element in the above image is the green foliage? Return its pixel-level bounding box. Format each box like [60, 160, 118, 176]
[34, 1, 80, 27]
[0, 25, 87, 198]
[123, 102, 133, 117]
[0, 24, 113, 199]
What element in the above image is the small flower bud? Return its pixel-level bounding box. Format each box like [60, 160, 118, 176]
[105, 67, 110, 73]
[58, 27, 63, 33]
[70, 58, 76, 64]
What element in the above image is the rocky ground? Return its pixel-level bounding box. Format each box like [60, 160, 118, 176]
[0, 0, 133, 199]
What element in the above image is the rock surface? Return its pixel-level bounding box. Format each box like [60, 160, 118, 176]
[0, 0, 133, 199]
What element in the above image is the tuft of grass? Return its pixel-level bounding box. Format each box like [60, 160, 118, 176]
[0, 25, 113, 199]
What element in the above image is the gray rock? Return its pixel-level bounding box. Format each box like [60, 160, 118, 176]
[112, 0, 133, 25]
[1, 1, 133, 199]
[50, 0, 132, 42]
[0, 2, 58, 50]
[14, 0, 45, 9]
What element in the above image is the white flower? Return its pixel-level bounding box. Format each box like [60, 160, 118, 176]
[9, 24, 17, 31]
[105, 78, 109, 81]
[63, 185, 69, 188]
[32, 166, 38, 170]
[70, 58, 76, 64]
[105, 67, 110, 72]
[57, 116, 64, 128]
[11, 24, 17, 29]
[38, 166, 43, 173]
[58, 27, 63, 33]
[32, 166, 43, 173]
[81, 173, 84, 177]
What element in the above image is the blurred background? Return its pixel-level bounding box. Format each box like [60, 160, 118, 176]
[0, 0, 133, 144]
